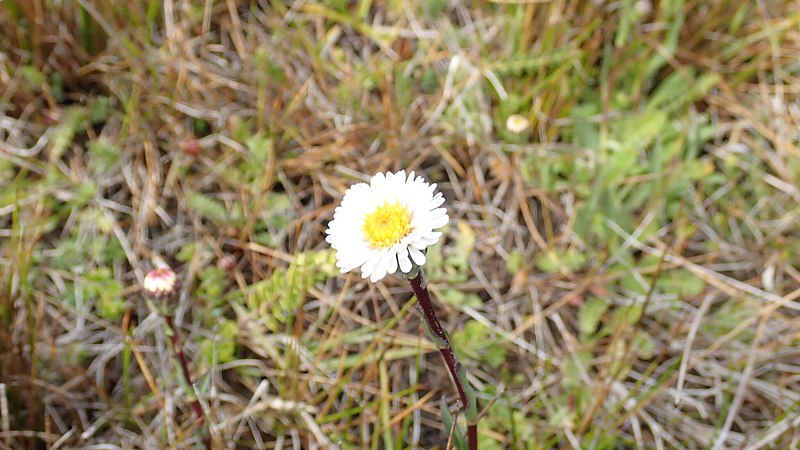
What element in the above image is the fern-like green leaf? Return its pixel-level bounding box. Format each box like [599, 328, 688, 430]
[186, 192, 228, 225]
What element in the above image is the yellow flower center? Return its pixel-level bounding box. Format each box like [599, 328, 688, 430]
[362, 202, 412, 249]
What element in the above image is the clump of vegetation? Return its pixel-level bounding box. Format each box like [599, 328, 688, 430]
[1, 1, 799, 448]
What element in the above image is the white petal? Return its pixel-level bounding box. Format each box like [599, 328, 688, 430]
[387, 251, 398, 274]
[398, 252, 412, 273]
[371, 254, 391, 282]
[411, 240, 427, 250]
[370, 172, 386, 190]
[409, 247, 426, 265]
[430, 214, 449, 229]
[360, 252, 382, 279]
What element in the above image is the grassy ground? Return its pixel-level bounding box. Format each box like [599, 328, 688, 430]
[2, 1, 800, 449]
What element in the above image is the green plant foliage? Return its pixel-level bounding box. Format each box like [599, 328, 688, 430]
[192, 118, 211, 136]
[656, 269, 705, 297]
[199, 319, 239, 365]
[702, 299, 757, 343]
[440, 288, 482, 308]
[83, 268, 126, 321]
[421, 0, 447, 18]
[244, 132, 273, 180]
[426, 221, 476, 283]
[586, 303, 646, 348]
[489, 48, 580, 78]
[47, 227, 124, 273]
[578, 296, 610, 338]
[87, 139, 121, 174]
[185, 192, 232, 225]
[521, 68, 717, 256]
[452, 320, 507, 369]
[505, 251, 527, 275]
[20, 65, 46, 90]
[196, 266, 227, 309]
[447, 222, 476, 278]
[239, 250, 338, 332]
[254, 193, 295, 247]
[632, 330, 656, 359]
[89, 95, 113, 124]
[175, 242, 195, 263]
[555, 351, 594, 427]
[50, 107, 87, 162]
[478, 398, 536, 449]
[535, 248, 587, 274]
[420, 67, 439, 94]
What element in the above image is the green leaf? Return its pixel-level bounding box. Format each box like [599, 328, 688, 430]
[452, 320, 507, 369]
[614, 0, 636, 48]
[186, 192, 229, 225]
[89, 95, 112, 124]
[87, 139, 120, 173]
[578, 297, 609, 337]
[570, 104, 600, 151]
[84, 268, 126, 321]
[440, 289, 482, 308]
[633, 331, 656, 359]
[702, 299, 756, 342]
[196, 267, 226, 308]
[440, 397, 467, 450]
[657, 269, 705, 296]
[535, 250, 560, 273]
[562, 351, 592, 389]
[505, 251, 526, 274]
[21, 65, 46, 90]
[420, 68, 439, 94]
[447, 221, 476, 272]
[50, 107, 87, 162]
[535, 248, 587, 274]
[246, 132, 273, 166]
[176, 242, 195, 263]
[200, 319, 239, 365]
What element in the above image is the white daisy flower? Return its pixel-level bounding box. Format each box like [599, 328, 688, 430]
[325, 170, 449, 282]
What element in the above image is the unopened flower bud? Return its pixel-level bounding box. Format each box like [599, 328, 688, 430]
[184, 139, 200, 157]
[218, 254, 237, 272]
[143, 268, 179, 299]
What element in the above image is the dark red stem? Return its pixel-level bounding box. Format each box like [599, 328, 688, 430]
[468, 425, 478, 450]
[164, 315, 211, 450]
[409, 275, 478, 450]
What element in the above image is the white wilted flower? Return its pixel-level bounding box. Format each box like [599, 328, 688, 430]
[325, 170, 449, 282]
[505, 114, 530, 134]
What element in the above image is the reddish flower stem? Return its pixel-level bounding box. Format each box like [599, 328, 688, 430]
[164, 315, 210, 450]
[409, 274, 478, 450]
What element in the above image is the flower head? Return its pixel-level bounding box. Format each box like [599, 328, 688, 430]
[325, 170, 449, 282]
[505, 114, 530, 134]
[143, 268, 179, 299]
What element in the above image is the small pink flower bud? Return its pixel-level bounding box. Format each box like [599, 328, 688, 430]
[143, 268, 179, 299]
[218, 254, 237, 272]
[184, 139, 200, 157]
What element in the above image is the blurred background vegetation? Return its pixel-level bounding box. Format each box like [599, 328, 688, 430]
[1, 0, 799, 448]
